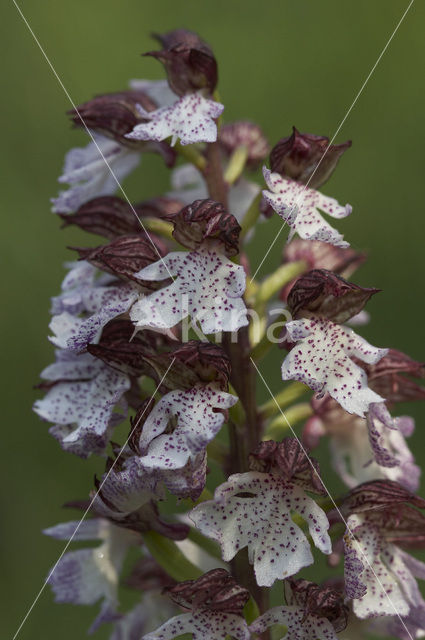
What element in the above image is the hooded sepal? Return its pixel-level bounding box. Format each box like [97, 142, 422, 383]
[287, 269, 379, 324]
[73, 233, 167, 285]
[170, 199, 241, 257]
[164, 569, 249, 615]
[59, 195, 182, 240]
[269, 127, 351, 189]
[146, 29, 218, 97]
[248, 438, 326, 494]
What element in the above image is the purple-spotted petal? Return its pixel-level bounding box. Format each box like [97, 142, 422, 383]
[344, 514, 416, 619]
[263, 167, 351, 247]
[190, 472, 331, 587]
[34, 360, 130, 457]
[282, 318, 387, 417]
[143, 609, 250, 640]
[51, 261, 97, 315]
[250, 606, 338, 640]
[93, 457, 164, 518]
[137, 386, 237, 470]
[130, 249, 248, 334]
[125, 92, 224, 147]
[52, 134, 141, 213]
[50, 284, 139, 353]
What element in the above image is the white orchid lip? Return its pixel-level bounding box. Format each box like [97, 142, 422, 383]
[125, 92, 224, 146]
[136, 385, 238, 470]
[191, 471, 331, 587]
[52, 133, 141, 214]
[263, 166, 352, 248]
[281, 317, 387, 417]
[130, 248, 248, 335]
[344, 513, 425, 620]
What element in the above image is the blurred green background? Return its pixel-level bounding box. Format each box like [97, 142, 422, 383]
[2, 1, 425, 638]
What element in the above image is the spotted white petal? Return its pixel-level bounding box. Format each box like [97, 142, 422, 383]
[52, 134, 141, 213]
[33, 356, 130, 457]
[344, 514, 421, 619]
[282, 318, 387, 417]
[250, 605, 338, 640]
[93, 457, 163, 518]
[190, 472, 331, 587]
[44, 518, 137, 632]
[143, 609, 250, 640]
[50, 284, 139, 353]
[130, 249, 248, 334]
[366, 403, 416, 472]
[51, 261, 97, 315]
[263, 167, 352, 248]
[137, 385, 238, 470]
[125, 92, 224, 146]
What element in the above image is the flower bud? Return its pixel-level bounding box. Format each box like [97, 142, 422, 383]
[287, 268, 379, 324]
[218, 121, 269, 168]
[342, 479, 425, 516]
[87, 319, 170, 378]
[69, 90, 157, 145]
[171, 198, 241, 256]
[146, 29, 218, 96]
[360, 348, 425, 403]
[286, 579, 348, 632]
[141, 341, 231, 393]
[60, 195, 183, 240]
[270, 127, 351, 189]
[280, 238, 366, 302]
[164, 569, 249, 615]
[249, 437, 325, 494]
[73, 233, 167, 284]
[171, 341, 231, 390]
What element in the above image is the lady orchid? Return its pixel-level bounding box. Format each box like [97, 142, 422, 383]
[33, 28, 425, 640]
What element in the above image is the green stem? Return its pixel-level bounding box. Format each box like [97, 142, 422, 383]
[250, 310, 288, 362]
[254, 261, 306, 307]
[142, 531, 202, 581]
[264, 403, 313, 440]
[142, 217, 174, 240]
[187, 527, 222, 560]
[259, 382, 307, 418]
[174, 141, 207, 172]
[204, 140, 228, 207]
[224, 146, 248, 185]
[240, 191, 262, 240]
